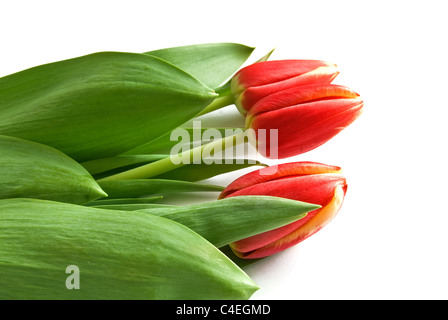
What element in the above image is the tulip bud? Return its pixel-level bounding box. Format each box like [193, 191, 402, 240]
[231, 60, 339, 114]
[219, 162, 347, 259]
[246, 84, 363, 159]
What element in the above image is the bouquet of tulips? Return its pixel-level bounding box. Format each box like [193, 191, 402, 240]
[0, 43, 363, 300]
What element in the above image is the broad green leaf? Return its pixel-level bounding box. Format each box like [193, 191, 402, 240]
[0, 198, 257, 299]
[0, 135, 106, 204]
[97, 179, 224, 199]
[141, 196, 320, 248]
[0, 52, 216, 162]
[146, 43, 255, 89]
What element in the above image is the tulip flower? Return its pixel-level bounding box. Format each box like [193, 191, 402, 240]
[219, 161, 347, 259]
[231, 60, 339, 114]
[246, 83, 364, 159]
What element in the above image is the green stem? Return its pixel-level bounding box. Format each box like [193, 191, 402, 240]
[98, 131, 247, 182]
[196, 94, 234, 117]
[214, 80, 232, 96]
[196, 80, 234, 117]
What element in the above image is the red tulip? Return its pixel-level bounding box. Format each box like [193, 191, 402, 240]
[219, 162, 347, 259]
[247, 83, 363, 159]
[231, 60, 339, 114]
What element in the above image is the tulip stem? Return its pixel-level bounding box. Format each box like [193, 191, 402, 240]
[196, 93, 234, 117]
[214, 81, 232, 96]
[97, 131, 248, 182]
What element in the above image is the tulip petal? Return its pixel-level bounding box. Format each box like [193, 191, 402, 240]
[226, 174, 346, 252]
[252, 98, 364, 158]
[231, 184, 346, 259]
[247, 84, 360, 120]
[239, 67, 339, 113]
[232, 60, 336, 91]
[231, 60, 338, 113]
[219, 161, 342, 199]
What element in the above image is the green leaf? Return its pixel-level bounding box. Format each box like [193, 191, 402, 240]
[84, 196, 163, 206]
[125, 127, 244, 155]
[219, 245, 262, 269]
[98, 131, 249, 182]
[0, 135, 106, 204]
[255, 47, 276, 63]
[86, 196, 171, 211]
[97, 179, 224, 199]
[194, 47, 275, 110]
[153, 159, 266, 182]
[0, 52, 216, 162]
[90, 203, 173, 211]
[141, 196, 321, 248]
[81, 154, 168, 176]
[0, 198, 257, 299]
[146, 43, 255, 89]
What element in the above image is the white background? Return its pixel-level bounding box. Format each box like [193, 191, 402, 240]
[1, 0, 447, 300]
